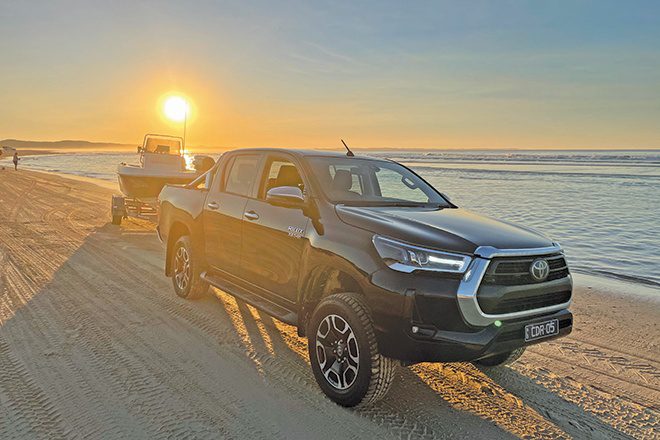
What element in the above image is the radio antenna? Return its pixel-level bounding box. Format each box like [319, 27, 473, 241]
[341, 139, 355, 157]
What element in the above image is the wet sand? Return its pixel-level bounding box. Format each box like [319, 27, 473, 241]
[0, 169, 658, 439]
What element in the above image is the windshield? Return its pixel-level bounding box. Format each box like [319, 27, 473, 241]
[308, 156, 449, 206]
[143, 136, 182, 155]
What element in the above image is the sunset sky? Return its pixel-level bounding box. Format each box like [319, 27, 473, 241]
[1, 1, 659, 149]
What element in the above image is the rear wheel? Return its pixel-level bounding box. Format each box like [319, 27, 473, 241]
[474, 347, 526, 367]
[171, 236, 209, 299]
[308, 293, 397, 407]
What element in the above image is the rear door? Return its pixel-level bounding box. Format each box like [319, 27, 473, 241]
[204, 153, 263, 277]
[241, 154, 310, 304]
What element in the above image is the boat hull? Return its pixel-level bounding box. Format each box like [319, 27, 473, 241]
[117, 169, 198, 201]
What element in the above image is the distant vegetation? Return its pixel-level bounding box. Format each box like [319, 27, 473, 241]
[1, 139, 135, 150]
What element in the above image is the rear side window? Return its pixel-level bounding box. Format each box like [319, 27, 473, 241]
[224, 155, 260, 197]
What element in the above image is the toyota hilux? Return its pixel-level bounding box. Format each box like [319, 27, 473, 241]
[157, 148, 573, 407]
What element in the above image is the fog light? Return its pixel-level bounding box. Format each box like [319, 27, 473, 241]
[411, 326, 419, 334]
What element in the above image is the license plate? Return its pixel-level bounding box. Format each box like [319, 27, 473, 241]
[524, 319, 559, 342]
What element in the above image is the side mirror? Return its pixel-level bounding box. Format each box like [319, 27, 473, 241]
[266, 186, 305, 207]
[137, 145, 143, 153]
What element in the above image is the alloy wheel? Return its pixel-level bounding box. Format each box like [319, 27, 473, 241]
[174, 246, 191, 291]
[315, 314, 360, 390]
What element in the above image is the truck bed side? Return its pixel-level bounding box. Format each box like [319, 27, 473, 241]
[158, 184, 209, 275]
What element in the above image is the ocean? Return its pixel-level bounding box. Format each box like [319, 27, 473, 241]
[3, 149, 659, 288]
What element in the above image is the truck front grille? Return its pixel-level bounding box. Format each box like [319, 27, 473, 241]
[480, 290, 571, 314]
[482, 254, 569, 286]
[476, 253, 572, 315]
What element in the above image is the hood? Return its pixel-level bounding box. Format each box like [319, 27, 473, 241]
[335, 206, 553, 255]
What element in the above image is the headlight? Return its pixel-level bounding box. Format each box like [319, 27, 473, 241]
[373, 235, 471, 274]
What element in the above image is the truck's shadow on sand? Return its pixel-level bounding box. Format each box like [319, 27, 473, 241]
[215, 290, 636, 440]
[0, 219, 645, 439]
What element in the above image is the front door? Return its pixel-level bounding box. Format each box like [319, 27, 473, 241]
[241, 156, 310, 303]
[204, 154, 262, 277]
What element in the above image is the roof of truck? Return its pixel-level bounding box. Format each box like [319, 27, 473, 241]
[224, 148, 385, 160]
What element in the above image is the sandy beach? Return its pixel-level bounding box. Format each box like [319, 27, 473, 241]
[0, 169, 657, 439]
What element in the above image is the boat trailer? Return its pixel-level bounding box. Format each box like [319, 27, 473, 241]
[111, 195, 158, 225]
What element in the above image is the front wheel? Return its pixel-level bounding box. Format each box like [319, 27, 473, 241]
[308, 293, 397, 407]
[171, 236, 209, 299]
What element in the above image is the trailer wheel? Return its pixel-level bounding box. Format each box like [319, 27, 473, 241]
[171, 235, 209, 299]
[111, 195, 125, 226]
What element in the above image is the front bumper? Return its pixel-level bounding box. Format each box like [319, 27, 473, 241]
[382, 308, 572, 363]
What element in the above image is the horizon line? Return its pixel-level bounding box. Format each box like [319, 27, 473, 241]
[2, 138, 659, 151]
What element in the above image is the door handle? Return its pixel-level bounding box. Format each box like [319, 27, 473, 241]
[207, 201, 219, 210]
[244, 211, 259, 221]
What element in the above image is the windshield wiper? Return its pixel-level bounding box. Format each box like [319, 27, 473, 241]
[381, 202, 448, 209]
[376, 202, 428, 207]
[340, 201, 447, 208]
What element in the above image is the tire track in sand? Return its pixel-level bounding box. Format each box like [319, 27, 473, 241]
[0, 336, 72, 440]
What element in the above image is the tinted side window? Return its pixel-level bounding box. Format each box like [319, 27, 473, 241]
[224, 155, 260, 197]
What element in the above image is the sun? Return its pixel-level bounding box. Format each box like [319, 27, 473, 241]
[163, 96, 190, 122]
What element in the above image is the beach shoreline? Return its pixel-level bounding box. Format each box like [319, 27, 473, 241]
[0, 169, 658, 439]
[30, 168, 120, 191]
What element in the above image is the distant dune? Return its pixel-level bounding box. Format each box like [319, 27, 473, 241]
[1, 139, 136, 151]
[0, 139, 230, 153]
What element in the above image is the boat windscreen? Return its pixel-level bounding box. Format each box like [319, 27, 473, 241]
[143, 137, 182, 155]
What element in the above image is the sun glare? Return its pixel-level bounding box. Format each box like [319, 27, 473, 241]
[163, 96, 189, 122]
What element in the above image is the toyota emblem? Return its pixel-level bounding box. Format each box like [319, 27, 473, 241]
[530, 259, 550, 281]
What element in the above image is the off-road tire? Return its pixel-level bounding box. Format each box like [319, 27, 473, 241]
[474, 347, 526, 367]
[171, 236, 209, 299]
[308, 292, 397, 407]
[111, 214, 122, 225]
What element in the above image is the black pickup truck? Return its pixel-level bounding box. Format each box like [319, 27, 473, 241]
[158, 148, 573, 407]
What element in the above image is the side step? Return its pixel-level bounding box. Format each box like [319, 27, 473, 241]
[201, 272, 298, 326]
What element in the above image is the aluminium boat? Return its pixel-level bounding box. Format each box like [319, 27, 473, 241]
[117, 134, 200, 202]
